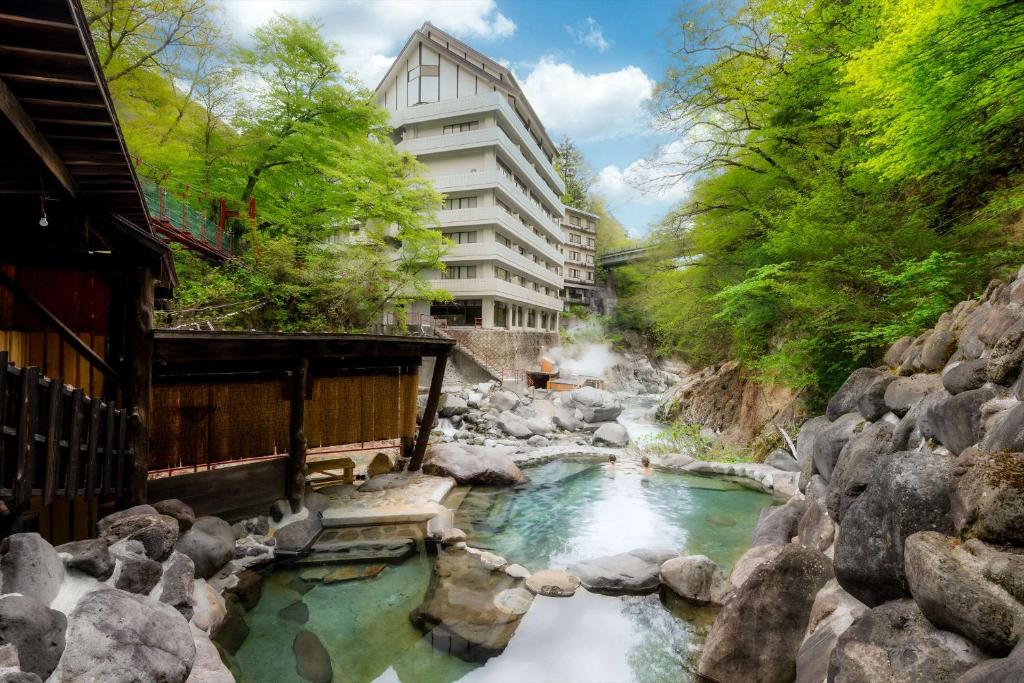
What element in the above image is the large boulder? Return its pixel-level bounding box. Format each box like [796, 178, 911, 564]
[438, 394, 469, 418]
[524, 416, 554, 436]
[552, 406, 583, 432]
[488, 390, 520, 412]
[422, 443, 526, 485]
[174, 516, 236, 579]
[858, 375, 897, 422]
[111, 540, 162, 595]
[568, 548, 677, 595]
[951, 450, 1024, 546]
[273, 514, 323, 556]
[987, 320, 1024, 385]
[883, 335, 914, 367]
[883, 373, 944, 416]
[0, 533, 63, 606]
[812, 412, 866, 483]
[943, 359, 989, 395]
[919, 388, 995, 455]
[827, 600, 986, 682]
[958, 639, 1024, 683]
[58, 589, 196, 682]
[729, 544, 785, 589]
[795, 579, 867, 683]
[796, 415, 831, 467]
[524, 569, 579, 597]
[833, 449, 956, 606]
[0, 595, 66, 679]
[153, 499, 195, 533]
[826, 368, 888, 421]
[799, 476, 836, 551]
[160, 552, 196, 619]
[827, 419, 895, 523]
[659, 555, 732, 605]
[698, 544, 833, 683]
[765, 448, 800, 472]
[495, 411, 533, 439]
[293, 630, 332, 683]
[98, 505, 180, 562]
[55, 538, 114, 580]
[96, 504, 158, 536]
[905, 531, 1024, 655]
[752, 497, 806, 547]
[918, 315, 957, 371]
[569, 387, 622, 423]
[981, 402, 1024, 453]
[592, 422, 629, 447]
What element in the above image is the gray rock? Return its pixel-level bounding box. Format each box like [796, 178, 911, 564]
[659, 555, 732, 605]
[55, 538, 113, 580]
[293, 630, 332, 682]
[111, 540, 162, 595]
[439, 394, 469, 418]
[963, 538, 1024, 604]
[920, 388, 995, 455]
[834, 450, 956, 606]
[730, 543, 785, 589]
[978, 305, 1022, 346]
[958, 303, 993, 359]
[526, 434, 549, 447]
[524, 417, 554, 435]
[765, 448, 800, 472]
[752, 497, 806, 547]
[812, 412, 866, 482]
[826, 368, 886, 421]
[905, 531, 1024, 655]
[884, 373, 944, 415]
[524, 569, 579, 597]
[153, 499, 195, 533]
[951, 450, 1024, 545]
[422, 443, 526, 485]
[799, 476, 836, 551]
[827, 420, 895, 523]
[957, 639, 1024, 683]
[890, 390, 944, 451]
[982, 401, 1024, 453]
[552, 406, 583, 432]
[59, 589, 195, 682]
[919, 320, 957, 371]
[592, 422, 629, 447]
[0, 669, 41, 682]
[943, 359, 989, 395]
[857, 374, 896, 421]
[795, 579, 867, 683]
[274, 515, 323, 556]
[570, 386, 623, 423]
[827, 600, 986, 682]
[175, 516, 236, 578]
[0, 595, 66, 679]
[796, 415, 831, 469]
[489, 390, 520, 412]
[96, 504, 158, 536]
[987, 320, 1024, 385]
[568, 548, 677, 595]
[269, 499, 291, 522]
[127, 514, 180, 562]
[699, 545, 833, 683]
[883, 335, 914, 367]
[279, 600, 309, 624]
[496, 411, 533, 439]
[231, 516, 270, 539]
[0, 534, 63, 606]
[160, 551, 196, 619]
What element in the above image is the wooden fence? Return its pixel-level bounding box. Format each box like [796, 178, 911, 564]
[0, 352, 132, 542]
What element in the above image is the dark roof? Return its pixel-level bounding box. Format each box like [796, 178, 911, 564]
[0, 1, 156, 242]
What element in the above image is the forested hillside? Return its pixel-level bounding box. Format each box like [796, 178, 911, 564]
[84, 0, 447, 331]
[630, 0, 1024, 404]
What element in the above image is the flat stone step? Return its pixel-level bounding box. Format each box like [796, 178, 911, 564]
[296, 538, 417, 565]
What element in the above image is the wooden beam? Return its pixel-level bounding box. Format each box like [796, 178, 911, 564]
[287, 358, 309, 512]
[0, 13, 77, 32]
[0, 76, 77, 197]
[410, 350, 448, 471]
[43, 376, 64, 505]
[14, 366, 39, 509]
[122, 268, 154, 506]
[0, 269, 119, 383]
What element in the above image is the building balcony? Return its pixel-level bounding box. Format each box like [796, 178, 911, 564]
[399, 126, 564, 216]
[436, 206, 564, 263]
[443, 241, 563, 289]
[388, 92, 565, 194]
[427, 277, 564, 311]
[429, 171, 563, 243]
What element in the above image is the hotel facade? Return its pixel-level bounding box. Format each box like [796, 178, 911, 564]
[375, 23, 566, 332]
[561, 206, 598, 309]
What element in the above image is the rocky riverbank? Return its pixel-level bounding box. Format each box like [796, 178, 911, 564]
[687, 267, 1024, 682]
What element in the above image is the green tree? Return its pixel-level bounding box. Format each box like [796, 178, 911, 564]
[554, 136, 593, 210]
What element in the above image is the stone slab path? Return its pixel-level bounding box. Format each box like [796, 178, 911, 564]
[319, 473, 455, 527]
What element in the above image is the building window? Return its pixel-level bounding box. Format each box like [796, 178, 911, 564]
[447, 231, 478, 244]
[586, 254, 594, 264]
[528, 309, 537, 328]
[443, 196, 478, 210]
[570, 215, 580, 226]
[442, 265, 477, 279]
[587, 237, 595, 247]
[569, 233, 581, 244]
[571, 251, 580, 261]
[443, 120, 478, 134]
[586, 271, 594, 281]
[569, 268, 580, 278]
[496, 267, 511, 282]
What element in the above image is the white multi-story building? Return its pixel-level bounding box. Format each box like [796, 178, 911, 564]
[375, 23, 565, 331]
[561, 206, 598, 309]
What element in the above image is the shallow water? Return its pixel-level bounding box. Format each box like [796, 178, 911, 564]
[232, 457, 771, 683]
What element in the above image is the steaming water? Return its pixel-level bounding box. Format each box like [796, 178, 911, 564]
[231, 396, 772, 683]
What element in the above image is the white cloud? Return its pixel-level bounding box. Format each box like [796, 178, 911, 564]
[565, 17, 610, 52]
[593, 139, 694, 206]
[520, 58, 654, 142]
[220, 0, 516, 87]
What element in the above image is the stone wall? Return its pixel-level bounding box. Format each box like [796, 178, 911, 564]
[446, 329, 559, 376]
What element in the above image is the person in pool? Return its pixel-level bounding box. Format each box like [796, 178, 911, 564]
[604, 453, 617, 476]
[641, 455, 653, 476]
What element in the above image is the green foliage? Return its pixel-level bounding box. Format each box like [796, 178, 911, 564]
[554, 137, 593, 210]
[590, 196, 635, 254]
[87, 4, 447, 332]
[634, 0, 1024, 404]
[632, 422, 753, 464]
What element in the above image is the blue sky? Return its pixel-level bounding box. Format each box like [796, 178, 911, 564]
[221, 0, 696, 234]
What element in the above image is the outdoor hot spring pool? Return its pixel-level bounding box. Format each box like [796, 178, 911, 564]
[229, 459, 773, 683]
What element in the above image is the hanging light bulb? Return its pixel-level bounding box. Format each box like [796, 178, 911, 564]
[38, 193, 48, 228]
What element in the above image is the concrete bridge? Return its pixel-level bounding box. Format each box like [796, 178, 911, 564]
[597, 246, 650, 268]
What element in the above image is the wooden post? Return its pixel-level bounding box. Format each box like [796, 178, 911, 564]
[122, 268, 154, 506]
[287, 358, 308, 512]
[409, 351, 448, 471]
